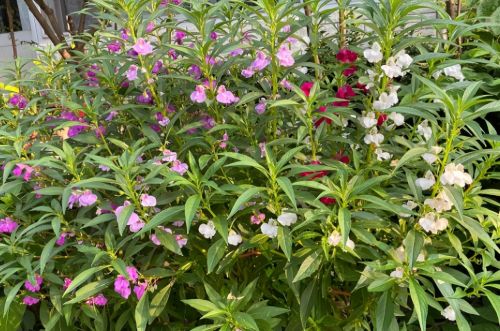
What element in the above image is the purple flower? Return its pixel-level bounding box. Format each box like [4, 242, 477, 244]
[250, 51, 270, 71]
[171, 160, 189, 175]
[174, 30, 186, 44]
[86, 294, 107, 306]
[277, 45, 294, 67]
[107, 41, 121, 53]
[56, 232, 67, 246]
[24, 275, 43, 292]
[255, 99, 267, 114]
[95, 125, 106, 137]
[190, 85, 207, 103]
[241, 68, 255, 78]
[99, 165, 110, 172]
[280, 79, 292, 90]
[105, 111, 118, 121]
[210, 31, 218, 40]
[146, 22, 155, 33]
[79, 190, 97, 207]
[68, 125, 87, 138]
[8, 94, 28, 109]
[216, 85, 239, 104]
[137, 90, 153, 104]
[202, 115, 216, 129]
[162, 149, 177, 162]
[63, 277, 72, 290]
[12, 164, 34, 181]
[126, 266, 139, 283]
[155, 112, 170, 126]
[133, 38, 153, 55]
[115, 203, 145, 233]
[229, 48, 244, 57]
[114, 275, 131, 299]
[205, 56, 216, 66]
[0, 217, 18, 234]
[152, 60, 163, 74]
[126, 65, 139, 81]
[281, 25, 291, 33]
[219, 132, 229, 149]
[140, 194, 157, 207]
[188, 65, 201, 79]
[120, 29, 129, 40]
[168, 49, 178, 60]
[23, 296, 40, 306]
[134, 282, 147, 300]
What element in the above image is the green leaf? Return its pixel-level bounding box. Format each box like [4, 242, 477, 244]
[3, 282, 23, 316]
[64, 279, 113, 304]
[117, 204, 134, 236]
[393, 147, 428, 172]
[338, 208, 351, 246]
[207, 239, 226, 274]
[40, 237, 57, 274]
[376, 291, 394, 331]
[403, 230, 424, 269]
[293, 251, 322, 282]
[182, 299, 218, 312]
[276, 177, 297, 210]
[135, 292, 149, 331]
[409, 278, 428, 331]
[278, 227, 292, 261]
[484, 290, 500, 325]
[0, 297, 25, 329]
[134, 206, 184, 236]
[368, 277, 396, 292]
[233, 312, 259, 331]
[227, 187, 265, 219]
[156, 230, 182, 255]
[299, 279, 316, 329]
[185, 194, 201, 233]
[63, 266, 108, 297]
[149, 280, 175, 321]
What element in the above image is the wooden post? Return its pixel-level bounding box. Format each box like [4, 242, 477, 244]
[6, 0, 18, 59]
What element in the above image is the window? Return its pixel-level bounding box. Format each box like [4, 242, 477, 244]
[0, 0, 22, 33]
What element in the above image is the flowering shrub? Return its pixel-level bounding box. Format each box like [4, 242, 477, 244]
[1, 0, 499, 330]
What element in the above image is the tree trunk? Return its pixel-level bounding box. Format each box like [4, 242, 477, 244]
[6, 0, 18, 59]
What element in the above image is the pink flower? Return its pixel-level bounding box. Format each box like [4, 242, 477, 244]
[255, 99, 266, 114]
[219, 132, 229, 149]
[133, 282, 147, 300]
[190, 85, 207, 103]
[282, 25, 291, 33]
[63, 277, 72, 290]
[23, 296, 40, 306]
[0, 217, 18, 234]
[174, 30, 186, 44]
[126, 266, 139, 283]
[250, 213, 265, 225]
[300, 81, 314, 97]
[229, 48, 243, 57]
[150, 233, 161, 245]
[12, 164, 34, 181]
[146, 22, 155, 33]
[79, 190, 97, 207]
[241, 68, 255, 78]
[140, 194, 157, 207]
[115, 204, 145, 233]
[162, 149, 177, 162]
[86, 293, 107, 306]
[251, 51, 270, 71]
[56, 232, 67, 246]
[114, 275, 131, 299]
[336, 49, 358, 63]
[216, 85, 239, 104]
[107, 41, 121, 53]
[280, 79, 292, 90]
[133, 38, 153, 56]
[210, 31, 218, 40]
[126, 65, 139, 81]
[171, 160, 189, 175]
[24, 275, 43, 292]
[176, 234, 188, 248]
[276, 45, 294, 67]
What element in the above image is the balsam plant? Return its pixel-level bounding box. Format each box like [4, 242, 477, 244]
[0, 0, 499, 330]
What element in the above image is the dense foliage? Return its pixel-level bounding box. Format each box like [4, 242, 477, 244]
[0, 0, 499, 330]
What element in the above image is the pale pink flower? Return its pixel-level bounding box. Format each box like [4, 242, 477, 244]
[171, 160, 189, 175]
[23, 296, 40, 306]
[190, 85, 207, 103]
[126, 64, 139, 80]
[140, 194, 157, 207]
[216, 85, 239, 104]
[276, 45, 294, 67]
[133, 38, 153, 55]
[126, 266, 139, 283]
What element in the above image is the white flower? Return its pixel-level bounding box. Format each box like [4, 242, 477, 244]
[375, 148, 392, 161]
[441, 163, 473, 187]
[346, 238, 355, 250]
[390, 267, 404, 279]
[417, 120, 432, 141]
[364, 127, 384, 146]
[419, 212, 449, 234]
[277, 212, 297, 226]
[389, 112, 404, 126]
[443, 64, 465, 81]
[261, 219, 278, 238]
[363, 42, 383, 63]
[395, 50, 413, 69]
[381, 57, 403, 78]
[395, 246, 405, 262]
[327, 231, 341, 246]
[417, 253, 425, 262]
[359, 111, 378, 128]
[227, 230, 243, 246]
[366, 69, 379, 88]
[441, 306, 456, 321]
[422, 153, 437, 165]
[415, 170, 436, 190]
[400, 200, 418, 217]
[432, 70, 443, 80]
[373, 91, 398, 110]
[198, 221, 216, 239]
[424, 190, 454, 212]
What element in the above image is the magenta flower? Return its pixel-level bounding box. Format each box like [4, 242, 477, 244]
[152, 60, 163, 74]
[107, 41, 121, 53]
[205, 56, 216, 66]
[229, 48, 244, 57]
[126, 266, 139, 283]
[171, 160, 189, 176]
[336, 48, 358, 63]
[255, 99, 267, 114]
[174, 30, 186, 44]
[133, 38, 153, 55]
[24, 275, 43, 292]
[56, 232, 67, 246]
[251, 213, 266, 225]
[140, 194, 157, 207]
[210, 31, 218, 40]
[114, 275, 131, 299]
[23, 296, 40, 306]
[216, 85, 239, 104]
[86, 293, 107, 306]
[120, 29, 129, 40]
[137, 90, 153, 104]
[146, 22, 155, 33]
[342, 65, 357, 77]
[276, 45, 294, 67]
[115, 204, 145, 233]
[63, 277, 72, 290]
[0, 217, 18, 234]
[188, 65, 201, 79]
[126, 64, 139, 81]
[168, 49, 178, 60]
[241, 68, 255, 78]
[134, 282, 147, 300]
[79, 190, 97, 207]
[8, 94, 28, 109]
[12, 163, 34, 181]
[190, 85, 207, 103]
[251, 51, 270, 71]
[219, 132, 229, 149]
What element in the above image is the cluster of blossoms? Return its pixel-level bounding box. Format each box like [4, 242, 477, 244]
[260, 212, 297, 238]
[114, 266, 147, 300]
[153, 149, 189, 176]
[7, 93, 28, 109]
[0, 217, 18, 234]
[68, 189, 98, 209]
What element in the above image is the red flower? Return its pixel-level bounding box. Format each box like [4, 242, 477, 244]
[377, 113, 388, 126]
[356, 82, 369, 94]
[300, 81, 314, 97]
[342, 65, 357, 77]
[314, 106, 332, 127]
[336, 49, 358, 63]
[333, 85, 356, 107]
[299, 160, 329, 179]
[333, 151, 350, 164]
[320, 197, 337, 205]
